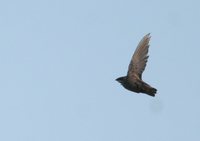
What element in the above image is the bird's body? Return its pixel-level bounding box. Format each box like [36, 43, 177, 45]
[116, 33, 157, 97]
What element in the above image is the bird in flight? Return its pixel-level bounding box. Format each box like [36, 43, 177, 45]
[116, 33, 157, 97]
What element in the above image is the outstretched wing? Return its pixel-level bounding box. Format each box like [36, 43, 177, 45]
[127, 33, 151, 79]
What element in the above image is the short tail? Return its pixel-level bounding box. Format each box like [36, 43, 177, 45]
[141, 82, 157, 97]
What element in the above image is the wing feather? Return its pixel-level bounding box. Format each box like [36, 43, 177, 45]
[127, 33, 151, 79]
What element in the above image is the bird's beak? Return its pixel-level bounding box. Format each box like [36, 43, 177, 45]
[115, 78, 121, 83]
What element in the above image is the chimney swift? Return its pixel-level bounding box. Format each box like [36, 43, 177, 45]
[116, 33, 157, 97]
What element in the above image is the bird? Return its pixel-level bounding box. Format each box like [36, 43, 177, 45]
[116, 33, 157, 97]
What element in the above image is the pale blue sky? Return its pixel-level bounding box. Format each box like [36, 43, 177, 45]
[0, 0, 200, 141]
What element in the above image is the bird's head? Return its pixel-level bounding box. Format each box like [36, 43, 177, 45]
[116, 76, 126, 84]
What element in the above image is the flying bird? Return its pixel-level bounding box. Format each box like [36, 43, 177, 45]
[116, 33, 157, 97]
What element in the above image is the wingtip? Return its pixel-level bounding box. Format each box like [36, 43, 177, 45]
[146, 33, 151, 38]
[143, 33, 151, 40]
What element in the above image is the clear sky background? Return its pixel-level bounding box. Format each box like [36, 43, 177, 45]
[0, 0, 200, 141]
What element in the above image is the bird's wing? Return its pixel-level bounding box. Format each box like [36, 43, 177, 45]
[127, 33, 151, 79]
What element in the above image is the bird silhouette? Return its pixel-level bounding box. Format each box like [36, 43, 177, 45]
[116, 33, 157, 97]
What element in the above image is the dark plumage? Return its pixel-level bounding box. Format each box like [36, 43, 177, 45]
[116, 33, 157, 97]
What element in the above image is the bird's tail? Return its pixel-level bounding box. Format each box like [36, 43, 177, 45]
[141, 82, 157, 97]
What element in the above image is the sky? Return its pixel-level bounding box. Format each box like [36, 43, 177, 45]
[0, 0, 200, 141]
